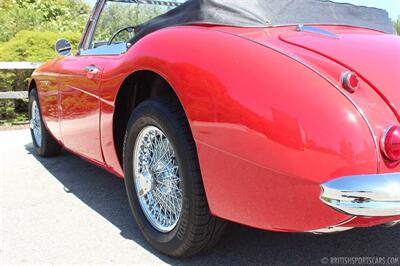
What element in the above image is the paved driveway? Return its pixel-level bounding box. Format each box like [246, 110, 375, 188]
[1, 129, 399, 265]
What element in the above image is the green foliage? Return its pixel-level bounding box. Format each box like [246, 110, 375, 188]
[0, 30, 82, 96]
[0, 0, 90, 43]
[0, 99, 28, 122]
[0, 0, 86, 110]
[0, 30, 81, 123]
[0, 70, 33, 94]
[395, 19, 400, 35]
[0, 30, 82, 62]
[0, 0, 89, 124]
[0, 0, 165, 123]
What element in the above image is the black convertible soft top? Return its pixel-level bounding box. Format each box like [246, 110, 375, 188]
[129, 0, 395, 43]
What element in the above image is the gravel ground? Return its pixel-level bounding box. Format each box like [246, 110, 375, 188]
[1, 129, 399, 265]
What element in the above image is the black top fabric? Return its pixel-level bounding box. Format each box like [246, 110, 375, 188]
[131, 0, 395, 43]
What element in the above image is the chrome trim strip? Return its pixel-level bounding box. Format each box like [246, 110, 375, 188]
[79, 0, 106, 52]
[340, 71, 358, 93]
[309, 226, 354, 234]
[110, 0, 182, 7]
[321, 173, 400, 217]
[309, 216, 356, 234]
[296, 24, 338, 39]
[383, 219, 400, 227]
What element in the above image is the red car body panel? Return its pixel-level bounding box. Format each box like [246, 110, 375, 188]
[59, 56, 108, 163]
[280, 29, 400, 120]
[31, 25, 400, 232]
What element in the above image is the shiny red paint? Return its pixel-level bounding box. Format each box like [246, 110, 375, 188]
[59, 56, 107, 163]
[30, 24, 400, 232]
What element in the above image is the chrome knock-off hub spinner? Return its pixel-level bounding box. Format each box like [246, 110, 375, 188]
[136, 171, 153, 197]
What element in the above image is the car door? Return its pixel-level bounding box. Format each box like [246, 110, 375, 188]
[56, 0, 130, 163]
[57, 0, 169, 163]
[58, 56, 107, 163]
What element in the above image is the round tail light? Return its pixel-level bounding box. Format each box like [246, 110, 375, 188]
[381, 126, 400, 161]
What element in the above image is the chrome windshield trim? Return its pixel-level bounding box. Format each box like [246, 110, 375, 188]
[321, 173, 400, 217]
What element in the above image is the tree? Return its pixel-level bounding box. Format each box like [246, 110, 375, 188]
[0, 0, 90, 42]
[0, 0, 90, 123]
[0, 1, 166, 123]
[395, 18, 400, 35]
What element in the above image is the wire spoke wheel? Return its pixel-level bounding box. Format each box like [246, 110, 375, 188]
[30, 99, 42, 147]
[124, 99, 226, 256]
[133, 126, 183, 233]
[28, 89, 61, 157]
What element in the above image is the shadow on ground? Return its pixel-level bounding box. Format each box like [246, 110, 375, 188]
[25, 143, 400, 265]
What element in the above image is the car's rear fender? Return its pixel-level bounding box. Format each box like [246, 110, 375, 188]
[101, 26, 380, 232]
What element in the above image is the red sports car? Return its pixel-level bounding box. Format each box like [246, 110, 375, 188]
[29, 0, 400, 257]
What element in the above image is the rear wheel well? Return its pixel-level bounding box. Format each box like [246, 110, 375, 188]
[113, 71, 182, 165]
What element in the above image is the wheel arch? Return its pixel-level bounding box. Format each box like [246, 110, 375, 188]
[112, 69, 188, 166]
[28, 78, 37, 94]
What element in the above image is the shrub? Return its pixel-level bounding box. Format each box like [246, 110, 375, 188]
[0, 30, 82, 62]
[0, 30, 82, 123]
[0, 30, 82, 93]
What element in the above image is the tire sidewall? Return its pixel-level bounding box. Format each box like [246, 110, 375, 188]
[29, 89, 45, 152]
[123, 100, 196, 255]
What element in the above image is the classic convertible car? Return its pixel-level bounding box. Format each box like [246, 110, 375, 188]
[29, 0, 400, 257]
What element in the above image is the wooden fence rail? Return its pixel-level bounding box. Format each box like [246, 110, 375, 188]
[0, 62, 42, 70]
[0, 62, 43, 100]
[0, 91, 29, 99]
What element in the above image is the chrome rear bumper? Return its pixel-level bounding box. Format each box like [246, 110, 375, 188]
[320, 173, 400, 217]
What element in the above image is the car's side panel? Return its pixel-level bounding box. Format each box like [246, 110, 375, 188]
[99, 27, 379, 231]
[58, 56, 108, 164]
[98, 55, 126, 176]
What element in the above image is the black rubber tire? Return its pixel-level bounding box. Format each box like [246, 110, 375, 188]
[123, 98, 226, 257]
[29, 89, 62, 157]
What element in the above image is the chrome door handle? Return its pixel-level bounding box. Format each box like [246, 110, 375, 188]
[85, 65, 99, 74]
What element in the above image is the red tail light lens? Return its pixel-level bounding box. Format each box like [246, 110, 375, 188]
[381, 126, 400, 161]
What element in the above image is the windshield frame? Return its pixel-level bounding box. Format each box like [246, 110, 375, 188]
[78, 0, 181, 56]
[78, 0, 107, 54]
